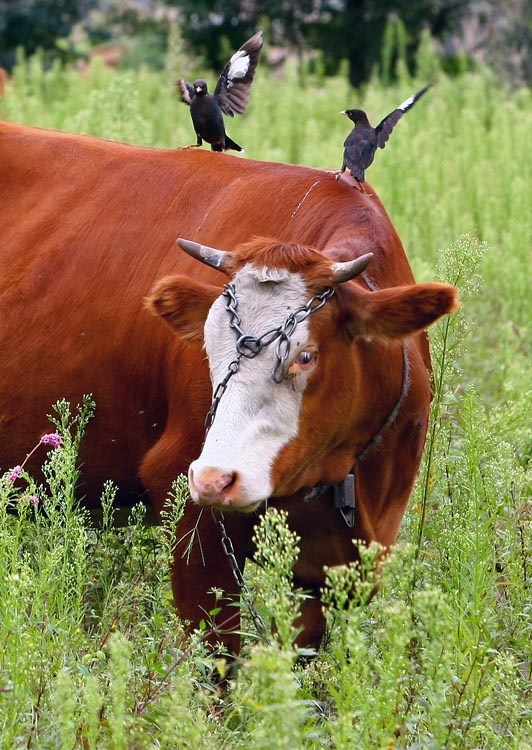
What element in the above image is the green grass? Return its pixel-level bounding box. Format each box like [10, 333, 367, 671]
[0, 48, 531, 748]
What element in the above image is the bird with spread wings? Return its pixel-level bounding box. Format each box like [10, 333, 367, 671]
[177, 31, 263, 153]
[340, 84, 431, 192]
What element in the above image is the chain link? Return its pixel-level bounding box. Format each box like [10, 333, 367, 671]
[224, 283, 334, 383]
[204, 356, 242, 431]
[212, 508, 271, 643]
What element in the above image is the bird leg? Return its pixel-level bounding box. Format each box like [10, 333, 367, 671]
[331, 171, 369, 193]
[322, 170, 375, 196]
[326, 168, 351, 183]
[181, 135, 203, 149]
[356, 179, 373, 197]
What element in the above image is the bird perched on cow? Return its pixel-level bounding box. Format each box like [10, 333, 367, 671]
[176, 31, 263, 153]
[339, 84, 431, 192]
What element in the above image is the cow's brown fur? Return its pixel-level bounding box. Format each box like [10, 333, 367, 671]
[0, 121, 457, 653]
[0, 68, 8, 97]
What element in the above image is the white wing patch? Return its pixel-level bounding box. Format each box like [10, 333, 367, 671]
[228, 50, 250, 81]
[398, 94, 416, 111]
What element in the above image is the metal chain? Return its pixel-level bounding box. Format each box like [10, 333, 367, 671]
[200, 272, 412, 642]
[200, 276, 409, 641]
[203, 281, 335, 642]
[212, 508, 271, 644]
[206, 283, 335, 432]
[224, 283, 335, 383]
[203, 355, 242, 432]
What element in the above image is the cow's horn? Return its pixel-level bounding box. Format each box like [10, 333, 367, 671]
[177, 238, 231, 272]
[331, 252, 373, 283]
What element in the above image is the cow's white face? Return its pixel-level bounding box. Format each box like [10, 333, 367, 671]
[188, 263, 314, 510]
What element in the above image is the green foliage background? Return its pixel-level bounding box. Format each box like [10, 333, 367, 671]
[0, 40, 530, 749]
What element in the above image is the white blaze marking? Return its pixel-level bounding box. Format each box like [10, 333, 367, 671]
[189, 264, 311, 506]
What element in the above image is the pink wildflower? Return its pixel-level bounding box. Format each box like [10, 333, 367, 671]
[39, 433, 62, 449]
[7, 465, 22, 483]
[28, 496, 40, 505]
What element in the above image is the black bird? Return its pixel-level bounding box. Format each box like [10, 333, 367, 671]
[340, 84, 431, 192]
[176, 31, 263, 152]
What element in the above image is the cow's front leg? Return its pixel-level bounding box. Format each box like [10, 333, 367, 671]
[172, 505, 255, 657]
[293, 585, 327, 650]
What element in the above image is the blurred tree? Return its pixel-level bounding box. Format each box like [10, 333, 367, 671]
[0, 0, 98, 70]
[2, 0, 528, 86]
[168, 0, 472, 85]
[465, 0, 532, 86]
[81, 3, 173, 69]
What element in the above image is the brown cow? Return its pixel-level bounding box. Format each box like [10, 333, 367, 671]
[0, 121, 457, 653]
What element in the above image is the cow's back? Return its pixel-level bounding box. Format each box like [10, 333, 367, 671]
[0, 120, 415, 281]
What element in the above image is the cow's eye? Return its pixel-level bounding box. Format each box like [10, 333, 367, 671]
[295, 349, 318, 369]
[287, 347, 318, 379]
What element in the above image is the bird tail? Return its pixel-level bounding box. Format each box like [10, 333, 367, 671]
[398, 83, 432, 114]
[224, 135, 243, 152]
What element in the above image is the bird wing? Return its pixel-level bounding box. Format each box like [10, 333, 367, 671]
[375, 84, 431, 149]
[214, 31, 263, 117]
[176, 79, 195, 106]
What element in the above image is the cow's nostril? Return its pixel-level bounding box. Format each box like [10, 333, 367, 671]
[213, 470, 235, 493]
[224, 471, 237, 490]
[190, 466, 239, 504]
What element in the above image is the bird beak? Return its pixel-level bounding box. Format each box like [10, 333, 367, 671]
[340, 110, 347, 115]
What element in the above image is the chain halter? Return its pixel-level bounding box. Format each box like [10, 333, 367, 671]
[204, 282, 335, 432]
[205, 281, 335, 643]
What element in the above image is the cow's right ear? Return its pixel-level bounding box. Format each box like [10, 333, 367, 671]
[145, 275, 220, 341]
[339, 281, 459, 341]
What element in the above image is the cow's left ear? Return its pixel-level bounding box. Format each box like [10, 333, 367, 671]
[341, 281, 459, 340]
[145, 275, 220, 341]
